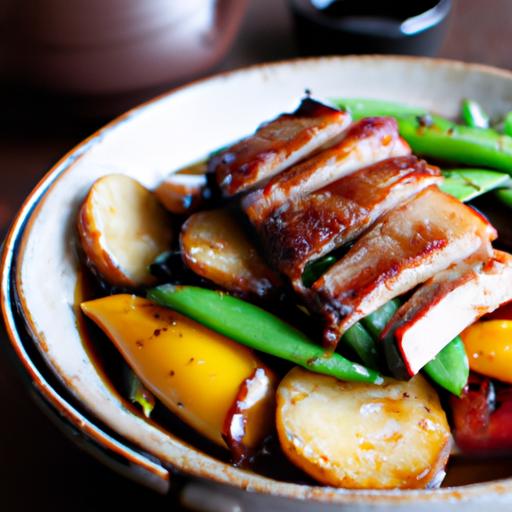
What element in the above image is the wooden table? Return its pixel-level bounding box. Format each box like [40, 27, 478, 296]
[1, 0, 511, 510]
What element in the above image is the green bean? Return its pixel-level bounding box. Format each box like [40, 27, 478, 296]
[345, 299, 468, 395]
[333, 98, 426, 118]
[340, 323, 379, 370]
[441, 169, 510, 202]
[503, 112, 512, 137]
[148, 285, 383, 384]
[423, 337, 469, 397]
[461, 99, 490, 129]
[365, 299, 468, 395]
[382, 329, 410, 381]
[302, 255, 337, 287]
[361, 300, 401, 339]
[334, 97, 512, 173]
[301, 250, 472, 394]
[383, 328, 469, 395]
[396, 115, 512, 173]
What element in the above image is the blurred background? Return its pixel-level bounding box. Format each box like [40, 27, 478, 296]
[1, 0, 511, 509]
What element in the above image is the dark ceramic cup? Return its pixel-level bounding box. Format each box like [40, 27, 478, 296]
[290, 0, 452, 56]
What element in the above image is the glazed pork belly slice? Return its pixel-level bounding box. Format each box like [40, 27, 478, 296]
[311, 186, 497, 349]
[210, 98, 351, 197]
[382, 250, 512, 378]
[260, 156, 442, 289]
[243, 117, 410, 226]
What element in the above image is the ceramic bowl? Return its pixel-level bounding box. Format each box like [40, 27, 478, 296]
[3, 56, 512, 511]
[290, 0, 452, 57]
[1, 0, 247, 94]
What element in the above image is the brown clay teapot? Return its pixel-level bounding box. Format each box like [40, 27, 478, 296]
[0, 0, 247, 94]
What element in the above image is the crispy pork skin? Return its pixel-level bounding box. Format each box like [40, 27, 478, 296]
[382, 250, 512, 377]
[311, 186, 497, 348]
[243, 117, 410, 225]
[210, 98, 351, 197]
[260, 156, 442, 288]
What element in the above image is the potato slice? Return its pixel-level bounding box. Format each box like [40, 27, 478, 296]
[180, 209, 282, 297]
[78, 174, 172, 287]
[155, 172, 207, 215]
[276, 367, 451, 489]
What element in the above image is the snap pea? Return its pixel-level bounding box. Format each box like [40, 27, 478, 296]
[302, 258, 405, 373]
[423, 337, 469, 397]
[334, 97, 512, 174]
[148, 285, 383, 384]
[362, 299, 468, 395]
[331, 300, 399, 374]
[461, 99, 490, 129]
[396, 115, 512, 173]
[301, 258, 471, 394]
[302, 255, 337, 287]
[382, 328, 410, 380]
[340, 323, 379, 370]
[382, 321, 468, 395]
[504, 112, 512, 137]
[361, 299, 401, 339]
[441, 169, 510, 202]
[333, 97, 426, 119]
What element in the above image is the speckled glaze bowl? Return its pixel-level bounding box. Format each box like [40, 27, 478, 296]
[3, 56, 512, 511]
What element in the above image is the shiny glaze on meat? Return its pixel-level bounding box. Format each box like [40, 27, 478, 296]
[311, 186, 497, 348]
[382, 250, 512, 377]
[243, 117, 410, 225]
[260, 156, 442, 289]
[210, 98, 351, 197]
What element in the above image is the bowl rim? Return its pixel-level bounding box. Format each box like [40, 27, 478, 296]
[0, 143, 171, 490]
[4, 54, 512, 505]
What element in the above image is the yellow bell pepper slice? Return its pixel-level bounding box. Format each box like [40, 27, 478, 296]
[81, 294, 276, 454]
[461, 320, 512, 384]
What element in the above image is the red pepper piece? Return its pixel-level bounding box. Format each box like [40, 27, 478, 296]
[451, 373, 512, 453]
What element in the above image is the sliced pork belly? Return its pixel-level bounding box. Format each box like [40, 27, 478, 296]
[382, 250, 512, 378]
[210, 98, 351, 197]
[243, 117, 410, 225]
[260, 156, 442, 288]
[311, 186, 497, 349]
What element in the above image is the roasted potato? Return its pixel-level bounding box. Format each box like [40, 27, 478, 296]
[155, 171, 207, 215]
[78, 174, 172, 287]
[276, 367, 451, 489]
[81, 294, 276, 456]
[180, 209, 282, 297]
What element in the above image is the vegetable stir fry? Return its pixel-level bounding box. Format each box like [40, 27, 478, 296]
[77, 96, 512, 489]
